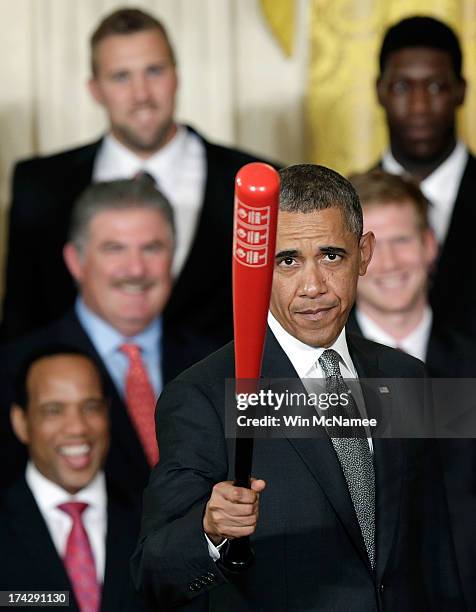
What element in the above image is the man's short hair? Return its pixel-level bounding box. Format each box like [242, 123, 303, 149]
[279, 164, 363, 237]
[379, 16, 463, 78]
[349, 170, 429, 231]
[68, 176, 175, 254]
[14, 345, 106, 412]
[90, 7, 176, 75]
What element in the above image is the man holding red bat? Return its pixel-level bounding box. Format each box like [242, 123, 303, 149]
[132, 165, 464, 611]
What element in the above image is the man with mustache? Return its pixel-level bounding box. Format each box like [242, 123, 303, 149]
[374, 16, 476, 337]
[0, 177, 215, 504]
[132, 165, 464, 611]
[1, 7, 275, 343]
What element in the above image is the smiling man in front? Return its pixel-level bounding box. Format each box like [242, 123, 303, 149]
[0, 347, 145, 611]
[133, 164, 464, 611]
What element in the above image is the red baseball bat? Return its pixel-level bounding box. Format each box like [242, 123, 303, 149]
[220, 162, 280, 572]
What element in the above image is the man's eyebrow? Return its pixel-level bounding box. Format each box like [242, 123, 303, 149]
[275, 249, 299, 259]
[275, 246, 349, 259]
[319, 246, 348, 255]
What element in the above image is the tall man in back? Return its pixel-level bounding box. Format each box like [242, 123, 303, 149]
[375, 16, 476, 336]
[132, 165, 464, 611]
[1, 7, 276, 343]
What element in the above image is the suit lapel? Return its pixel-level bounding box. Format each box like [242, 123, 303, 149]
[163, 128, 235, 346]
[163, 129, 214, 319]
[261, 330, 373, 571]
[429, 154, 476, 322]
[347, 333, 405, 577]
[434, 154, 476, 266]
[5, 479, 79, 609]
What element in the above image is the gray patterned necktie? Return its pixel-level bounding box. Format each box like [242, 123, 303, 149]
[318, 349, 376, 567]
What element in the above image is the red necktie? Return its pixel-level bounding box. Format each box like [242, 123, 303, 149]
[57, 502, 101, 612]
[120, 343, 159, 466]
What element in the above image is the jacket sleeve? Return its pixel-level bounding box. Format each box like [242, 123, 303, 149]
[130, 377, 230, 609]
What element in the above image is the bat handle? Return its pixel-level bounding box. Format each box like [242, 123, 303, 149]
[219, 537, 255, 573]
[219, 438, 255, 572]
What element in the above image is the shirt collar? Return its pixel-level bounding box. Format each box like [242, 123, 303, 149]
[95, 125, 188, 181]
[355, 306, 432, 362]
[75, 297, 161, 358]
[419, 141, 468, 207]
[26, 461, 107, 515]
[382, 140, 468, 191]
[267, 311, 356, 378]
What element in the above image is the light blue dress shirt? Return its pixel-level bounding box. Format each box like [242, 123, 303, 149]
[75, 298, 162, 400]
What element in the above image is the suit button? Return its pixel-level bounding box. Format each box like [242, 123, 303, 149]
[379, 583, 384, 593]
[189, 580, 202, 591]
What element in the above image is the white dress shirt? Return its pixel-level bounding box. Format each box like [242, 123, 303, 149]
[355, 307, 432, 363]
[382, 141, 468, 245]
[25, 462, 107, 582]
[92, 125, 206, 277]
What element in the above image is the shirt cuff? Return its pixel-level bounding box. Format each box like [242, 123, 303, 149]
[204, 533, 228, 561]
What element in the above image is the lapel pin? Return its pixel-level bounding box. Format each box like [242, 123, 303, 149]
[378, 386, 390, 394]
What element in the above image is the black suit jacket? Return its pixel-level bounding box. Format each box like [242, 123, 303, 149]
[0, 309, 216, 502]
[1, 127, 277, 344]
[429, 152, 476, 337]
[373, 153, 476, 338]
[348, 310, 476, 610]
[131, 330, 464, 611]
[0, 476, 145, 611]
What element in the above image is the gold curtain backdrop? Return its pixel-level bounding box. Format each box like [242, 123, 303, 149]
[260, 0, 476, 175]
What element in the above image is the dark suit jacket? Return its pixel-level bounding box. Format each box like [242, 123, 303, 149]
[0, 476, 146, 611]
[131, 330, 464, 611]
[0, 127, 277, 345]
[373, 153, 476, 338]
[429, 153, 476, 337]
[348, 309, 476, 610]
[0, 308, 216, 502]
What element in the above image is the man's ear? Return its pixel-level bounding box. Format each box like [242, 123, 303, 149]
[423, 228, 438, 268]
[88, 77, 104, 106]
[10, 404, 29, 445]
[376, 76, 385, 107]
[358, 231, 375, 276]
[456, 77, 466, 107]
[63, 242, 83, 283]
